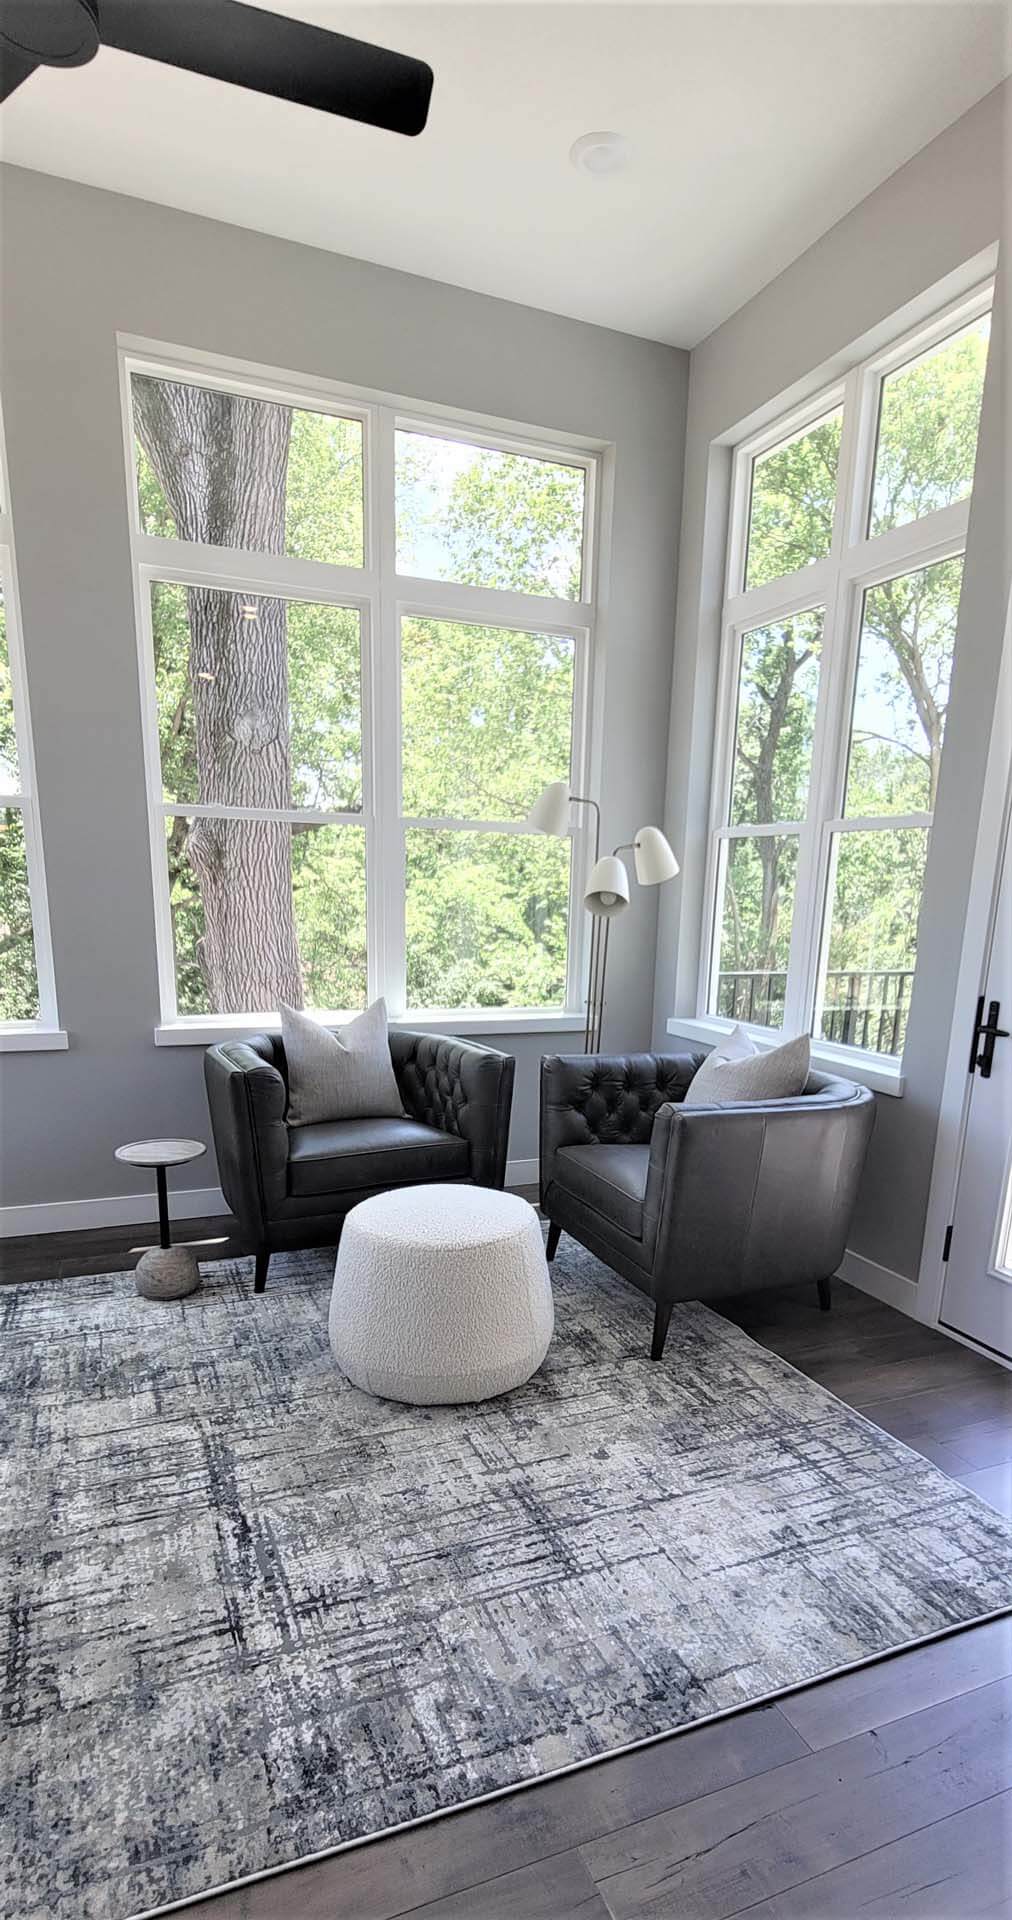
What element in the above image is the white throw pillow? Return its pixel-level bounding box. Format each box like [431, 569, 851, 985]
[705, 1022, 757, 1068]
[281, 998, 404, 1126]
[683, 1028, 810, 1108]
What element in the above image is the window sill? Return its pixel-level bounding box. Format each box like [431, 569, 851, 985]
[154, 1010, 587, 1047]
[0, 1025, 69, 1053]
[665, 1015, 905, 1097]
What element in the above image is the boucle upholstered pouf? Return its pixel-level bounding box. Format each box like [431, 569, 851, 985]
[329, 1184, 554, 1404]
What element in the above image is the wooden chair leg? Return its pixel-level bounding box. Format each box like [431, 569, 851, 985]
[817, 1276, 832, 1312]
[254, 1249, 271, 1295]
[651, 1299, 674, 1362]
[545, 1220, 562, 1262]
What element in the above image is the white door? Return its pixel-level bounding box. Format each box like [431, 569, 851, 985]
[940, 792, 1012, 1362]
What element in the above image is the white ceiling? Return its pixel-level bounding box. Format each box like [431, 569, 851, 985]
[1, 2, 1009, 346]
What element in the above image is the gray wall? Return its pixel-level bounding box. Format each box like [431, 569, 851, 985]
[653, 80, 1011, 1283]
[0, 165, 687, 1214]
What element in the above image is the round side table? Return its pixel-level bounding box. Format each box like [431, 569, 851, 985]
[115, 1138, 206, 1300]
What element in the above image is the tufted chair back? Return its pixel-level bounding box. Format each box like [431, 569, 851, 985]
[540, 1050, 707, 1159]
[390, 1030, 469, 1131]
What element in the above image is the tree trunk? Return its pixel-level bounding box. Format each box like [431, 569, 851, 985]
[733, 633, 812, 1007]
[870, 579, 946, 808]
[133, 377, 303, 1010]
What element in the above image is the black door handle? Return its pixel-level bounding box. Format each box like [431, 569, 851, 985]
[970, 996, 1009, 1078]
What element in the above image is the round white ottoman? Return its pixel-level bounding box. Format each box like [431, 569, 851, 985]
[329, 1185, 554, 1405]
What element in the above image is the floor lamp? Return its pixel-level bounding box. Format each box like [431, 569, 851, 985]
[524, 783, 679, 1053]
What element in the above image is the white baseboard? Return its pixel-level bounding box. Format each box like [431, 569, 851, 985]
[837, 1246, 920, 1316]
[506, 1157, 539, 1188]
[0, 1186, 230, 1239]
[3, 1165, 540, 1239]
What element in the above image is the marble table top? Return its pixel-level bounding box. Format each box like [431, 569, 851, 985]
[115, 1138, 206, 1169]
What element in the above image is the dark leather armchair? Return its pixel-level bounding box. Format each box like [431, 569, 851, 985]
[540, 1050, 875, 1360]
[205, 1029, 515, 1292]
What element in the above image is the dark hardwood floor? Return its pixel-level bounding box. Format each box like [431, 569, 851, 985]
[4, 1205, 1010, 1919]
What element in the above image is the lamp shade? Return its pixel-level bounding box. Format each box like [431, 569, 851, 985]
[584, 855, 630, 917]
[523, 780, 571, 837]
[633, 825, 679, 886]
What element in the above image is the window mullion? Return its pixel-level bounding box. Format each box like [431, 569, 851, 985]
[133, 535, 376, 604]
[724, 558, 835, 630]
[396, 574, 591, 632]
[162, 801, 364, 827]
[838, 359, 879, 555]
[701, 834, 730, 1021]
[565, 627, 592, 1018]
[371, 405, 405, 1015]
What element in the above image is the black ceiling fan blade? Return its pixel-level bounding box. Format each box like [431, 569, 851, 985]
[0, 40, 39, 99]
[98, 0, 433, 135]
[1, 0, 100, 98]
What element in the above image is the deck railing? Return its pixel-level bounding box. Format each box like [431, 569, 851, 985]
[715, 968, 915, 1058]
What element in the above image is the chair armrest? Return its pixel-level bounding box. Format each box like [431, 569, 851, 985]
[643, 1086, 875, 1294]
[540, 1051, 703, 1203]
[391, 1032, 515, 1188]
[204, 1042, 289, 1241]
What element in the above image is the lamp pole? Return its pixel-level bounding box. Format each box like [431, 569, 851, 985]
[568, 796, 604, 1053]
[586, 841, 635, 1053]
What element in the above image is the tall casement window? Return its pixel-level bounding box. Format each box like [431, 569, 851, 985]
[702, 284, 991, 1066]
[123, 354, 597, 1034]
[0, 407, 61, 1047]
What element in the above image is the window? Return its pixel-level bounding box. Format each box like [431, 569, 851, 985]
[125, 359, 597, 1030]
[0, 409, 60, 1043]
[704, 284, 991, 1063]
[744, 409, 842, 590]
[395, 430, 586, 598]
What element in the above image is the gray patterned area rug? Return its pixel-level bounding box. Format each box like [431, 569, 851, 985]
[4, 1243, 1012, 1920]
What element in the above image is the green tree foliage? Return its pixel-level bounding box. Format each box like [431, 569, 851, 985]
[847, 557, 962, 814]
[401, 615, 573, 819]
[406, 831, 570, 1009]
[0, 592, 40, 1020]
[745, 411, 842, 589]
[717, 836, 796, 1028]
[396, 433, 584, 600]
[722, 611, 821, 1021]
[871, 318, 989, 534]
[284, 410, 363, 568]
[0, 806, 38, 1021]
[732, 612, 822, 826]
[820, 829, 927, 1050]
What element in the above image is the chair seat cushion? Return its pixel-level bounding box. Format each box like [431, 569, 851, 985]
[287, 1117, 469, 1198]
[552, 1144, 649, 1239]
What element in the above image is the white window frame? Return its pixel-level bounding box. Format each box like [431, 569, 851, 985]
[117, 341, 602, 1044]
[0, 402, 64, 1051]
[681, 279, 993, 1093]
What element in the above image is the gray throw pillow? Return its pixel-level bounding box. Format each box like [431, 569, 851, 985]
[683, 1030, 811, 1107]
[280, 998, 404, 1126]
